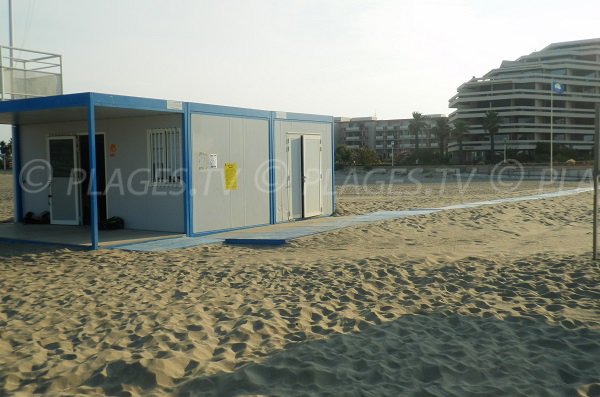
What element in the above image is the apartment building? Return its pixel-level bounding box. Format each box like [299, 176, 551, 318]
[334, 115, 443, 160]
[449, 38, 600, 162]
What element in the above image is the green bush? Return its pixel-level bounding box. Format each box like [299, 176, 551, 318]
[351, 147, 379, 166]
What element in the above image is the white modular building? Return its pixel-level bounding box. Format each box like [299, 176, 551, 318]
[0, 93, 334, 249]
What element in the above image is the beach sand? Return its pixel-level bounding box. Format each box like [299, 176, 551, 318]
[0, 171, 13, 223]
[1, 171, 599, 396]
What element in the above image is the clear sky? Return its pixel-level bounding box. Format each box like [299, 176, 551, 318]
[1, 0, 599, 142]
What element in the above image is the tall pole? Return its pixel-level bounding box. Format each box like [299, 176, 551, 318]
[391, 141, 394, 168]
[594, 173, 598, 260]
[594, 104, 600, 260]
[8, 0, 14, 96]
[550, 87, 554, 180]
[8, 0, 13, 49]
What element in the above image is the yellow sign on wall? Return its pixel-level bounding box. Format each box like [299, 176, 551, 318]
[224, 162, 237, 190]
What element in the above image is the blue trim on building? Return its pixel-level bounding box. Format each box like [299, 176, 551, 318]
[182, 103, 193, 237]
[0, 92, 187, 117]
[330, 121, 336, 215]
[190, 223, 271, 238]
[12, 125, 22, 222]
[0, 92, 329, 123]
[87, 94, 99, 250]
[268, 112, 276, 224]
[224, 238, 286, 246]
[0, 92, 90, 114]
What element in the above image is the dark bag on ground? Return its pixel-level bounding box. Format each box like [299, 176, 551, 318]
[104, 216, 124, 230]
[24, 211, 50, 224]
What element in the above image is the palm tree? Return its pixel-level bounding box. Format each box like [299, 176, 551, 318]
[451, 120, 469, 164]
[431, 117, 451, 160]
[482, 110, 500, 163]
[409, 112, 425, 163]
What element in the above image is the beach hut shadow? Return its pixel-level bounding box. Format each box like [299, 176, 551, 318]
[175, 311, 600, 397]
[0, 242, 85, 258]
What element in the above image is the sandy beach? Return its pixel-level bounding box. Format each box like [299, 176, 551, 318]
[1, 171, 599, 396]
[0, 171, 13, 223]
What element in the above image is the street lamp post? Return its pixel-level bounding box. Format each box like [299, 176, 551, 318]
[550, 80, 565, 180]
[391, 141, 395, 168]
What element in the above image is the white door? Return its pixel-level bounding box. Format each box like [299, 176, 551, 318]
[302, 135, 322, 218]
[287, 135, 303, 220]
[48, 136, 80, 225]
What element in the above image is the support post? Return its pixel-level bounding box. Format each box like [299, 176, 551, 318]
[87, 94, 99, 249]
[8, 0, 13, 50]
[12, 124, 22, 222]
[182, 104, 192, 236]
[594, 174, 598, 260]
[8, 0, 14, 81]
[268, 113, 276, 224]
[331, 119, 335, 215]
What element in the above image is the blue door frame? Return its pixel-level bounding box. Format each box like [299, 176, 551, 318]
[87, 94, 99, 249]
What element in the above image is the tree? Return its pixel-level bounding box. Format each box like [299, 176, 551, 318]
[431, 117, 451, 160]
[0, 139, 11, 170]
[409, 112, 425, 164]
[351, 147, 379, 166]
[451, 120, 469, 164]
[335, 145, 352, 165]
[482, 110, 500, 163]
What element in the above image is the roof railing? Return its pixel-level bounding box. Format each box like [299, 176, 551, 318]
[0, 46, 63, 100]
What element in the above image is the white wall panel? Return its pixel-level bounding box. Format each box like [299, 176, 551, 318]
[191, 114, 269, 233]
[19, 115, 184, 233]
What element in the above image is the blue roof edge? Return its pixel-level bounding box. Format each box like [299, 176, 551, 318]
[0, 92, 333, 121]
[0, 92, 91, 112]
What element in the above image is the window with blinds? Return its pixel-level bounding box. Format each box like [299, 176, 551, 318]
[147, 128, 182, 185]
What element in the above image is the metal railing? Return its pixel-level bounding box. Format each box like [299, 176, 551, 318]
[0, 46, 63, 100]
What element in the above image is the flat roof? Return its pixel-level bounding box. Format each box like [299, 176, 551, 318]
[0, 92, 332, 125]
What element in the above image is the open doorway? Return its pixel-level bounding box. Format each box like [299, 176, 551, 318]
[78, 134, 107, 226]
